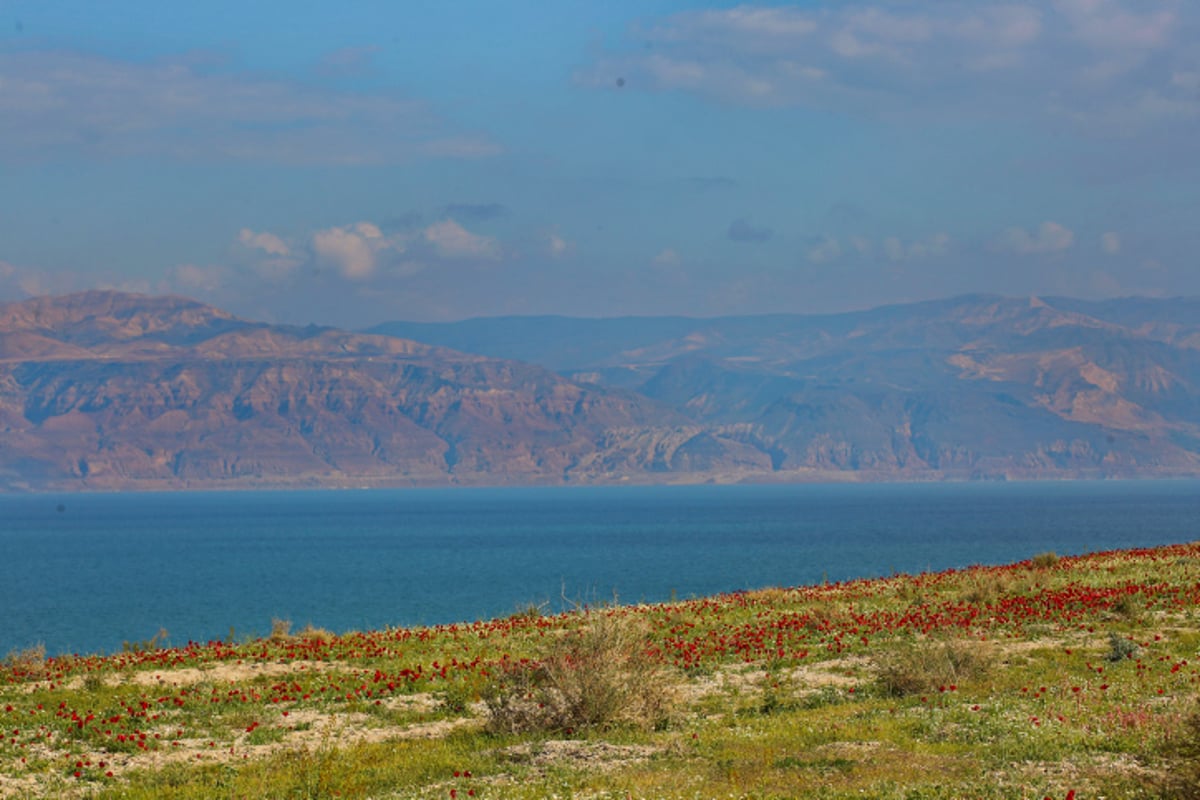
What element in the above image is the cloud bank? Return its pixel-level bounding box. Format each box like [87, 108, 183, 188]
[578, 1, 1198, 133]
[998, 222, 1075, 255]
[0, 50, 499, 165]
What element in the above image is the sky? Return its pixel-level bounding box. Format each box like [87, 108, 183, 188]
[1, 1, 1197, 327]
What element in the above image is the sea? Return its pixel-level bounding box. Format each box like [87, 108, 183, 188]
[1, 480, 1197, 657]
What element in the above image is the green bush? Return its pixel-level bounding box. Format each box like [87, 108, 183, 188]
[1106, 632, 1138, 663]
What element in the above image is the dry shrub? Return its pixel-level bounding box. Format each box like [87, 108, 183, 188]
[958, 571, 1032, 605]
[1030, 551, 1060, 569]
[507, 601, 549, 623]
[482, 611, 676, 734]
[270, 618, 293, 642]
[122, 628, 168, 653]
[802, 605, 854, 633]
[1108, 594, 1141, 620]
[297, 624, 334, 644]
[874, 638, 995, 697]
[960, 573, 1008, 605]
[743, 587, 792, 606]
[269, 619, 333, 644]
[3, 643, 46, 674]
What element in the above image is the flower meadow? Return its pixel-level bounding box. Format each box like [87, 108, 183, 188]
[3, 542, 1200, 799]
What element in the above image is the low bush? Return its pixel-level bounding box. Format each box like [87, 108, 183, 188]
[1109, 594, 1141, 619]
[874, 637, 995, 696]
[1106, 632, 1138, 663]
[2, 643, 46, 674]
[960, 572, 1013, 605]
[296, 623, 334, 643]
[269, 618, 293, 642]
[482, 610, 676, 734]
[1030, 551, 1060, 569]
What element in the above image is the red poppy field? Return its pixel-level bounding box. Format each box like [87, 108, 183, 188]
[3, 542, 1200, 799]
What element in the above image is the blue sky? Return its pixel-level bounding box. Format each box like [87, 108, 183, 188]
[1, 1, 1197, 326]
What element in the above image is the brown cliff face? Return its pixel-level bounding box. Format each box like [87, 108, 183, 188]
[0, 292, 765, 489]
[4, 291, 1199, 491]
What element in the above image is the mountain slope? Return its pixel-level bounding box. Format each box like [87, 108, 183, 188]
[0, 292, 766, 490]
[371, 295, 1200, 479]
[3, 291, 1198, 490]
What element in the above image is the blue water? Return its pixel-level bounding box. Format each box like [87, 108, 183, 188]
[1, 481, 1197, 656]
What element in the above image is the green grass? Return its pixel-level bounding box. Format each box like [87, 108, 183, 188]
[4, 542, 1200, 798]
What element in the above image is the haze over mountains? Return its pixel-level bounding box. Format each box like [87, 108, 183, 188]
[1, 291, 1198, 490]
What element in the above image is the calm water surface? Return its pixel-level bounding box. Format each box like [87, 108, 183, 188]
[1, 481, 1197, 656]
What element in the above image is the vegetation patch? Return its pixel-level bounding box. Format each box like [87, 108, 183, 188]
[3, 541, 1200, 798]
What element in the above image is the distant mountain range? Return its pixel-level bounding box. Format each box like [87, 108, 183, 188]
[1, 291, 1198, 490]
[370, 295, 1200, 481]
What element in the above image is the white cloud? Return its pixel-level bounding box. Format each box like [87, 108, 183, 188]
[312, 228, 374, 279]
[880, 233, 950, 261]
[0, 260, 94, 300]
[238, 229, 290, 257]
[657, 7, 819, 45]
[883, 237, 905, 262]
[0, 50, 500, 165]
[1055, 0, 1175, 51]
[312, 222, 400, 279]
[1101, 231, 1122, 254]
[806, 237, 842, 263]
[653, 248, 681, 266]
[579, 2, 1198, 132]
[546, 233, 570, 257]
[234, 229, 303, 280]
[998, 221, 1076, 254]
[169, 264, 229, 293]
[229, 217, 501, 289]
[907, 232, 951, 259]
[796, 232, 950, 264]
[423, 220, 500, 260]
[848, 236, 873, 256]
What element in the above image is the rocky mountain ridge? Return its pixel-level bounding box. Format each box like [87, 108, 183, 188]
[1, 291, 1198, 490]
[371, 294, 1200, 481]
[0, 291, 763, 490]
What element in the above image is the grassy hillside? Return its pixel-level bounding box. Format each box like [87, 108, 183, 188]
[4, 543, 1200, 798]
